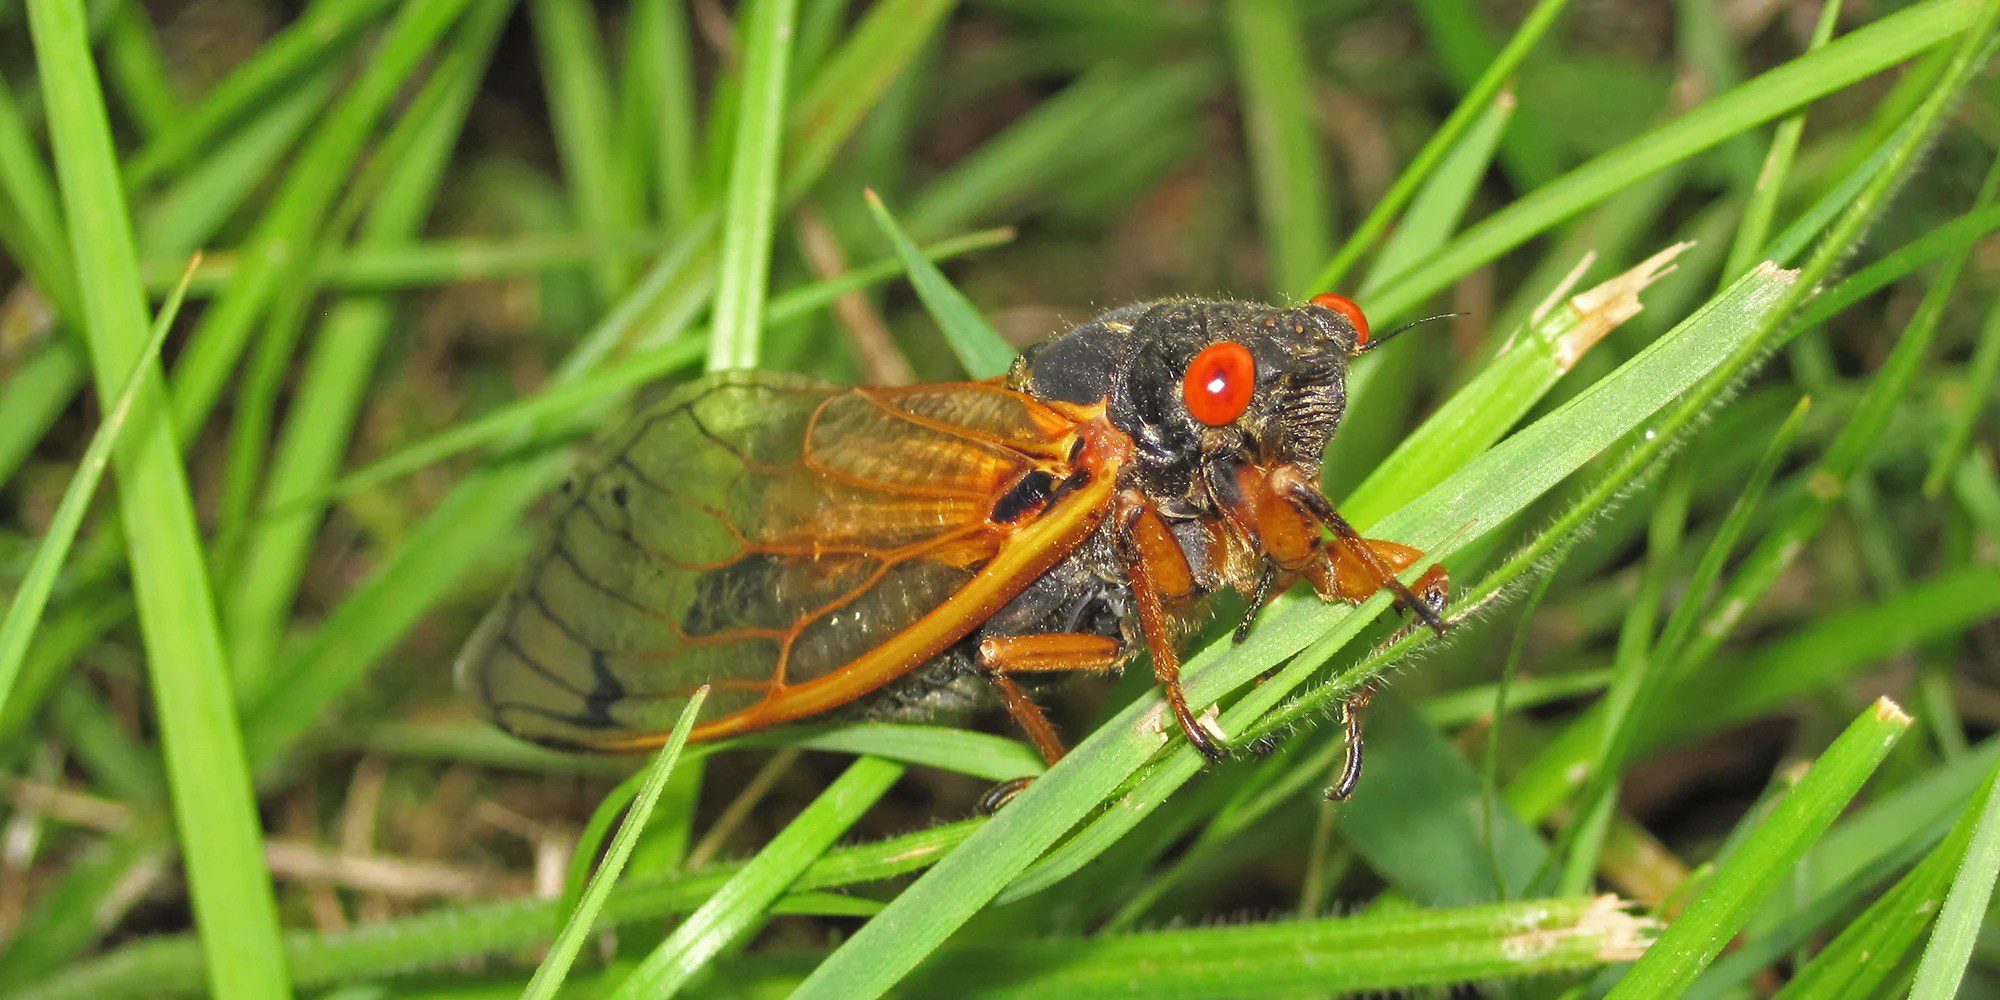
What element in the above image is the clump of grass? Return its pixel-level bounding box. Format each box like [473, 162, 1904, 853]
[3, 1, 2000, 998]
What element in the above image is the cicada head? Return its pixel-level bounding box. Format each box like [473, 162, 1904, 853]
[1014, 296, 1374, 504]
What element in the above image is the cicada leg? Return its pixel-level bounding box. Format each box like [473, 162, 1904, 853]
[1113, 489, 1229, 765]
[976, 633, 1123, 812]
[1265, 465, 1451, 636]
[1325, 683, 1376, 801]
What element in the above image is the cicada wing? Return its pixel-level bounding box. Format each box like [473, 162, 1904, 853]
[457, 372, 1084, 750]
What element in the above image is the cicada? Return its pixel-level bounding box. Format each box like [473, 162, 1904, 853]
[457, 294, 1450, 803]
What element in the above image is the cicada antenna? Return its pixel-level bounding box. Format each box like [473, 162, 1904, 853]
[1353, 312, 1467, 355]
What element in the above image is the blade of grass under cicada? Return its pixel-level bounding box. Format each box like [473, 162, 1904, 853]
[896, 896, 1651, 997]
[20, 818, 981, 998]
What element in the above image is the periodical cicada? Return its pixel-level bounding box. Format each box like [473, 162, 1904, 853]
[456, 294, 1451, 805]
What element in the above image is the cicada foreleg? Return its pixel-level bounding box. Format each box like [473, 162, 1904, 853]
[1265, 465, 1450, 637]
[1113, 489, 1229, 765]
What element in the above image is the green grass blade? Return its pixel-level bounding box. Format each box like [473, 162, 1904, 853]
[624, 0, 702, 227]
[1605, 699, 1911, 999]
[1772, 766, 1995, 998]
[1653, 395, 1812, 665]
[900, 896, 1651, 997]
[1224, 0, 1330, 298]
[865, 189, 1015, 377]
[0, 257, 193, 720]
[1366, 0, 1983, 326]
[0, 345, 89, 488]
[1361, 91, 1514, 298]
[165, 0, 474, 442]
[222, 4, 510, 688]
[1669, 142, 2000, 692]
[1343, 242, 1689, 521]
[133, 68, 340, 263]
[526, 689, 709, 1000]
[0, 75, 81, 321]
[533, 0, 642, 301]
[1925, 284, 2000, 496]
[610, 757, 903, 998]
[25, 0, 291, 994]
[1907, 761, 2000, 999]
[1718, 0, 1840, 284]
[98, 0, 181, 140]
[21, 819, 978, 997]
[782, 0, 959, 200]
[1315, 0, 1571, 291]
[706, 0, 799, 372]
[125, 0, 399, 186]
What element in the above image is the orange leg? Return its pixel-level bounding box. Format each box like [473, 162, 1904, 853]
[975, 633, 1123, 811]
[1264, 465, 1449, 634]
[1114, 489, 1227, 763]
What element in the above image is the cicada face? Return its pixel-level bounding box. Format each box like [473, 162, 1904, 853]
[1009, 297, 1364, 513]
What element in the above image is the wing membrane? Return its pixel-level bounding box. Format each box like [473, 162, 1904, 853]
[458, 373, 1096, 749]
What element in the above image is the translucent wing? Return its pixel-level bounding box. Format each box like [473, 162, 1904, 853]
[457, 372, 1110, 750]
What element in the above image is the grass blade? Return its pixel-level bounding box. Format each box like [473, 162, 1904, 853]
[533, 0, 641, 301]
[1605, 699, 1912, 999]
[900, 896, 1652, 996]
[1905, 762, 2000, 999]
[525, 689, 709, 999]
[1315, 0, 1572, 290]
[1366, 0, 1984, 326]
[1224, 0, 1330, 298]
[166, 0, 474, 442]
[0, 256, 194, 720]
[610, 757, 903, 998]
[1772, 769, 1995, 998]
[1924, 284, 2000, 495]
[706, 0, 799, 372]
[865, 189, 1015, 377]
[124, 0, 398, 186]
[25, 0, 291, 993]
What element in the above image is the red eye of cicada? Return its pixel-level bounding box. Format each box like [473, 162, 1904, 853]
[1311, 292, 1370, 348]
[1182, 341, 1256, 426]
